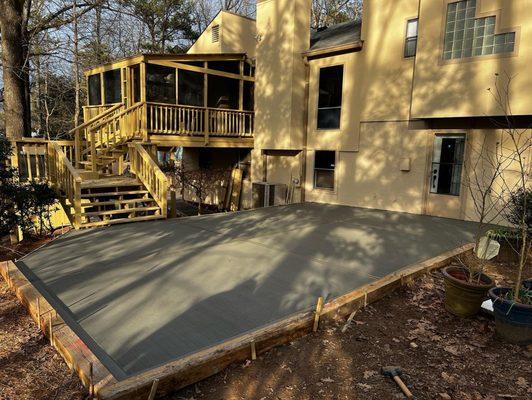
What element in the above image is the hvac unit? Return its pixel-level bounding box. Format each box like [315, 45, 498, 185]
[252, 182, 287, 208]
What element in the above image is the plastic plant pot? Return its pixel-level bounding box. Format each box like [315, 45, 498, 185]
[489, 287, 532, 345]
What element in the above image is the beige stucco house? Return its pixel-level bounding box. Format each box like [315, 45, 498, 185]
[16, 0, 529, 227]
[189, 0, 530, 222]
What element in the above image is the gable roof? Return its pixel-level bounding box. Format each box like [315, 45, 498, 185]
[310, 20, 362, 52]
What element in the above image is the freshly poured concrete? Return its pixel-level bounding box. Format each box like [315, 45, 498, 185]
[17, 203, 479, 379]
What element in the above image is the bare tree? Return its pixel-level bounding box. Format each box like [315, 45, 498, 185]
[312, 0, 363, 28]
[488, 72, 532, 302]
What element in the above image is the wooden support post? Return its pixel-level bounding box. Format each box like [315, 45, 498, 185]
[250, 340, 257, 361]
[313, 296, 324, 333]
[74, 130, 81, 169]
[36, 297, 41, 330]
[147, 379, 159, 400]
[74, 179, 82, 229]
[170, 189, 177, 218]
[6, 262, 10, 288]
[48, 313, 53, 346]
[89, 362, 94, 397]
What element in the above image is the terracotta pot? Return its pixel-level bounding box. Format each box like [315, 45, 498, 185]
[489, 287, 532, 345]
[442, 266, 495, 318]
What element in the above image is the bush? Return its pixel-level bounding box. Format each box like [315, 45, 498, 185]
[0, 136, 57, 237]
[505, 188, 532, 235]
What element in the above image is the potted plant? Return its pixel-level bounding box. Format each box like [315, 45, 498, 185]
[489, 188, 532, 345]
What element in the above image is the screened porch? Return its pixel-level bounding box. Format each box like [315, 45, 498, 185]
[83, 54, 255, 143]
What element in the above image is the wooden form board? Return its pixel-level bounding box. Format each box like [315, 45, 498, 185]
[2, 243, 474, 400]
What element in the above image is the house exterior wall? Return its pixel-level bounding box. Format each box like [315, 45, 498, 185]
[412, 0, 532, 118]
[254, 0, 311, 151]
[188, 11, 257, 57]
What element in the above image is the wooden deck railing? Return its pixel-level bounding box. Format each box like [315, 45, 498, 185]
[47, 142, 82, 228]
[146, 102, 254, 138]
[10, 138, 75, 181]
[128, 143, 168, 218]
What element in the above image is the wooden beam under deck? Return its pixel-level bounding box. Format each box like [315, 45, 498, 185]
[149, 135, 254, 148]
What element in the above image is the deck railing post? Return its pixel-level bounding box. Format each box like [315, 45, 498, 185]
[204, 109, 210, 145]
[74, 130, 81, 169]
[90, 131, 97, 173]
[74, 178, 82, 229]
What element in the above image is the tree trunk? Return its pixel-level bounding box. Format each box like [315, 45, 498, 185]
[73, 0, 81, 128]
[0, 0, 31, 139]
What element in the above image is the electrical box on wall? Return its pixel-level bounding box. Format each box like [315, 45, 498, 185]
[400, 157, 411, 172]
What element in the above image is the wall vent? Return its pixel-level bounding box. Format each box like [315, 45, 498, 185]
[212, 25, 220, 43]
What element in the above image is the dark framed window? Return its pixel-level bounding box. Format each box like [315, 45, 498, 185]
[405, 19, 419, 58]
[146, 64, 176, 104]
[314, 151, 336, 190]
[104, 69, 122, 104]
[88, 74, 102, 105]
[317, 65, 343, 130]
[430, 135, 466, 196]
[178, 69, 204, 107]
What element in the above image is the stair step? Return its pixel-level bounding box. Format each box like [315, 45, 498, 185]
[80, 215, 165, 229]
[82, 206, 161, 217]
[81, 190, 149, 198]
[84, 198, 156, 208]
[81, 177, 140, 189]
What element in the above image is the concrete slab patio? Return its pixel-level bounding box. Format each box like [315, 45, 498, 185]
[16, 203, 479, 381]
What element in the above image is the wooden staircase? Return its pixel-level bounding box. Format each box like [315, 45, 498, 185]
[47, 102, 168, 229]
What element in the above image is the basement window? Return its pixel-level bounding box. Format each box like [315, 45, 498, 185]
[430, 135, 465, 196]
[314, 151, 336, 190]
[405, 19, 419, 58]
[212, 25, 220, 43]
[317, 65, 343, 130]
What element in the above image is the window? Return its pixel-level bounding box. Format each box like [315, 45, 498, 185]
[430, 135, 465, 196]
[104, 69, 122, 104]
[146, 64, 176, 104]
[405, 19, 418, 57]
[88, 74, 102, 105]
[314, 151, 336, 190]
[317, 66, 343, 130]
[212, 25, 220, 43]
[443, 0, 516, 60]
[178, 69, 204, 107]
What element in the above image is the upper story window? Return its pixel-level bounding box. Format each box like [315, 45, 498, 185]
[443, 0, 516, 60]
[212, 25, 220, 43]
[104, 69, 122, 104]
[88, 74, 102, 105]
[430, 135, 465, 196]
[317, 65, 343, 130]
[405, 19, 418, 58]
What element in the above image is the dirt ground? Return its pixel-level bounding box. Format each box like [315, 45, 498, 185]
[1, 238, 531, 400]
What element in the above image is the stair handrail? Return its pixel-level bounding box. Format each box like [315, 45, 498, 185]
[85, 102, 146, 172]
[128, 142, 168, 218]
[71, 103, 124, 168]
[47, 142, 83, 228]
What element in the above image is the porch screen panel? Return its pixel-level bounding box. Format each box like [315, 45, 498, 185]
[88, 74, 102, 105]
[104, 69, 122, 104]
[178, 70, 204, 107]
[147, 64, 176, 104]
[243, 81, 254, 111]
[207, 75, 239, 109]
[132, 65, 141, 103]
